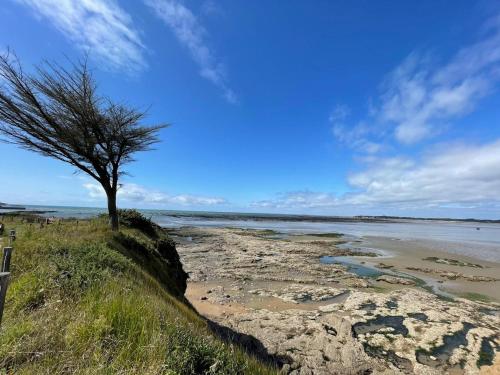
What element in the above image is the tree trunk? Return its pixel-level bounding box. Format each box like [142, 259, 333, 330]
[106, 187, 119, 231]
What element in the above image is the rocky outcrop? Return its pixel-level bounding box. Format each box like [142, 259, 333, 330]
[172, 227, 375, 288]
[225, 309, 392, 374]
[422, 257, 483, 268]
[406, 267, 499, 282]
[174, 227, 500, 375]
[222, 289, 500, 375]
[248, 285, 347, 304]
[376, 275, 416, 285]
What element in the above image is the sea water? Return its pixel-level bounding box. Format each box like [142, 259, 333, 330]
[4, 205, 500, 262]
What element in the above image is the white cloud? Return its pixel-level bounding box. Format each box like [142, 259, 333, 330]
[13, 0, 146, 73]
[252, 191, 339, 210]
[83, 182, 227, 206]
[332, 123, 383, 154]
[345, 140, 500, 207]
[377, 15, 500, 144]
[328, 104, 350, 123]
[329, 106, 383, 154]
[145, 0, 236, 103]
[378, 51, 494, 144]
[331, 14, 500, 147]
[253, 139, 500, 211]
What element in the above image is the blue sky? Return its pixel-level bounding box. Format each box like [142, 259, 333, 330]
[1, 0, 500, 218]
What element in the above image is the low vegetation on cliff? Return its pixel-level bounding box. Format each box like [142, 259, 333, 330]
[0, 211, 275, 374]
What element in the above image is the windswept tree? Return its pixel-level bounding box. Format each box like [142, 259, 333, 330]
[0, 53, 166, 230]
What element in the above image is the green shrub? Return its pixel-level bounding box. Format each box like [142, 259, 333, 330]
[118, 209, 157, 237]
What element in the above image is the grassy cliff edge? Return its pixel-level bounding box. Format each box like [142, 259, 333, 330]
[0, 212, 276, 374]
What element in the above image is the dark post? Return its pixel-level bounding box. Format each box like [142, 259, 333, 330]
[1, 246, 14, 326]
[9, 230, 15, 245]
[0, 272, 10, 326]
[2, 247, 13, 272]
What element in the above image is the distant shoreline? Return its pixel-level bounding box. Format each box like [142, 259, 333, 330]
[1, 205, 499, 224]
[164, 211, 500, 224]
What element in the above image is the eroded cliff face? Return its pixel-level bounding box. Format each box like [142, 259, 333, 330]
[156, 237, 188, 295]
[111, 210, 189, 298]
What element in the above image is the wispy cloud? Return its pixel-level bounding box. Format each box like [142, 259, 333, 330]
[377, 49, 495, 144]
[145, 0, 236, 103]
[83, 182, 227, 206]
[200, 0, 224, 17]
[328, 104, 350, 123]
[253, 139, 500, 211]
[329, 105, 383, 154]
[13, 0, 147, 73]
[331, 13, 500, 147]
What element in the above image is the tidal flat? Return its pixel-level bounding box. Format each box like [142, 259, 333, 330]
[170, 226, 500, 374]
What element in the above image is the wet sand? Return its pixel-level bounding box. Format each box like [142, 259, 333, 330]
[359, 236, 500, 302]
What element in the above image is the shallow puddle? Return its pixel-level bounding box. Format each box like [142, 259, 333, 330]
[320, 256, 383, 277]
[363, 344, 414, 374]
[360, 301, 377, 311]
[385, 299, 398, 309]
[416, 322, 475, 368]
[477, 337, 495, 367]
[478, 307, 500, 317]
[408, 312, 428, 322]
[352, 315, 409, 336]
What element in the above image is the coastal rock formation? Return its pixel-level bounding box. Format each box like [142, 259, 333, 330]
[406, 267, 500, 282]
[423, 257, 484, 268]
[169, 227, 373, 287]
[376, 262, 395, 269]
[225, 308, 393, 374]
[173, 227, 500, 375]
[376, 275, 416, 285]
[224, 289, 500, 374]
[248, 285, 348, 304]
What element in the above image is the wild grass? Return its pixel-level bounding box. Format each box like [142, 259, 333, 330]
[0, 214, 277, 374]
